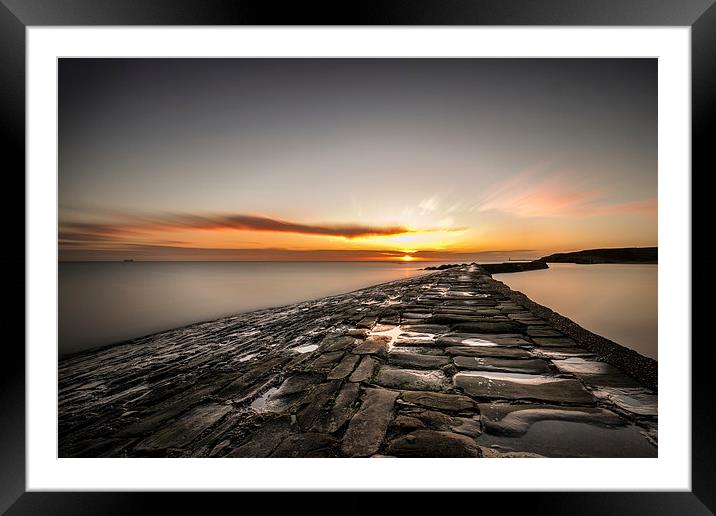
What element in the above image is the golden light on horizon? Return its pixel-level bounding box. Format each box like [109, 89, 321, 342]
[399, 254, 415, 262]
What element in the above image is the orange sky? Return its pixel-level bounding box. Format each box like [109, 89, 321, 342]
[59, 59, 657, 262]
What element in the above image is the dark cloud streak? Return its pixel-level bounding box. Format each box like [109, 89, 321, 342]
[59, 212, 449, 245]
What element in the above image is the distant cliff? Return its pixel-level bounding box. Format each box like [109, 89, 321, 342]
[541, 247, 657, 264]
[481, 260, 549, 274]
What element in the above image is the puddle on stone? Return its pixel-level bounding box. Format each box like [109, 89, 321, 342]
[593, 387, 658, 416]
[294, 344, 319, 354]
[250, 387, 279, 412]
[462, 338, 500, 347]
[368, 325, 404, 349]
[477, 420, 656, 458]
[455, 371, 559, 385]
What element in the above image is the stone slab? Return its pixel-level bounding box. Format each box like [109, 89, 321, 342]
[352, 336, 389, 357]
[374, 366, 450, 392]
[388, 352, 450, 369]
[453, 356, 551, 374]
[349, 356, 377, 383]
[327, 354, 360, 380]
[445, 346, 534, 359]
[454, 372, 595, 404]
[136, 403, 232, 451]
[386, 430, 481, 457]
[341, 389, 399, 457]
[400, 390, 478, 412]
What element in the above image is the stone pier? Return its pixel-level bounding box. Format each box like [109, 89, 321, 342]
[58, 265, 657, 458]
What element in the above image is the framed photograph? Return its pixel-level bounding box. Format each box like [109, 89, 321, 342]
[2, 0, 710, 513]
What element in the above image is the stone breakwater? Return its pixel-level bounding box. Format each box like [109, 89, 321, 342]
[59, 265, 657, 458]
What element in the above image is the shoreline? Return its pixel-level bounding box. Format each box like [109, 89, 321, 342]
[58, 264, 657, 458]
[59, 265, 656, 378]
[59, 269, 439, 361]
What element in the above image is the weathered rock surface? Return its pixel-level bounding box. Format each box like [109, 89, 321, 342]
[341, 389, 399, 457]
[388, 352, 450, 369]
[136, 403, 232, 452]
[327, 354, 360, 380]
[400, 390, 477, 412]
[352, 336, 389, 357]
[386, 430, 482, 457]
[454, 372, 595, 404]
[445, 346, 534, 359]
[374, 366, 450, 391]
[453, 356, 551, 374]
[349, 356, 377, 383]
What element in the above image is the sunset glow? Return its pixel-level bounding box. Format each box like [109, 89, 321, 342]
[59, 59, 656, 262]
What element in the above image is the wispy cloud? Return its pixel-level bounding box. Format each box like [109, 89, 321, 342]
[59, 212, 466, 249]
[473, 161, 656, 218]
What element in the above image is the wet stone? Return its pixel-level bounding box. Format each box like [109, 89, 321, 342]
[454, 372, 595, 405]
[341, 388, 399, 457]
[295, 380, 342, 432]
[347, 328, 370, 338]
[352, 336, 389, 358]
[401, 390, 477, 412]
[224, 417, 292, 458]
[390, 345, 446, 356]
[327, 382, 361, 433]
[136, 403, 232, 452]
[320, 335, 357, 352]
[532, 347, 594, 358]
[445, 346, 534, 359]
[402, 312, 432, 319]
[453, 356, 551, 374]
[327, 354, 360, 380]
[386, 430, 481, 458]
[308, 351, 345, 372]
[553, 358, 641, 388]
[373, 324, 396, 332]
[449, 417, 482, 438]
[388, 352, 450, 369]
[476, 404, 655, 458]
[531, 337, 577, 347]
[349, 356, 377, 383]
[356, 317, 378, 329]
[400, 324, 450, 334]
[437, 333, 531, 347]
[270, 432, 339, 458]
[374, 366, 450, 392]
[392, 415, 427, 432]
[394, 332, 436, 345]
[452, 321, 521, 334]
[592, 387, 658, 417]
[479, 403, 625, 437]
[526, 327, 564, 337]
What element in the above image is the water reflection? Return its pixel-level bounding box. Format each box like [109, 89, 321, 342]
[495, 263, 657, 359]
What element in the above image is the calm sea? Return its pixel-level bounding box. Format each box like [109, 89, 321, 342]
[59, 261, 657, 359]
[494, 263, 657, 359]
[58, 261, 438, 356]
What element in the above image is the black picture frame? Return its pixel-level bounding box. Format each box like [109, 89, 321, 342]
[1, 0, 710, 513]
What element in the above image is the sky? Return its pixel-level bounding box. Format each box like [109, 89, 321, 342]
[59, 58, 657, 262]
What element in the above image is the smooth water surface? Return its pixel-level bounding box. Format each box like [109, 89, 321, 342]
[495, 263, 657, 359]
[59, 261, 436, 356]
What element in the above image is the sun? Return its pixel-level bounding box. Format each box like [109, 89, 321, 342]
[399, 254, 415, 262]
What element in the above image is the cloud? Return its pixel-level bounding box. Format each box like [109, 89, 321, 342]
[418, 196, 440, 214]
[59, 213, 415, 243]
[473, 162, 656, 218]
